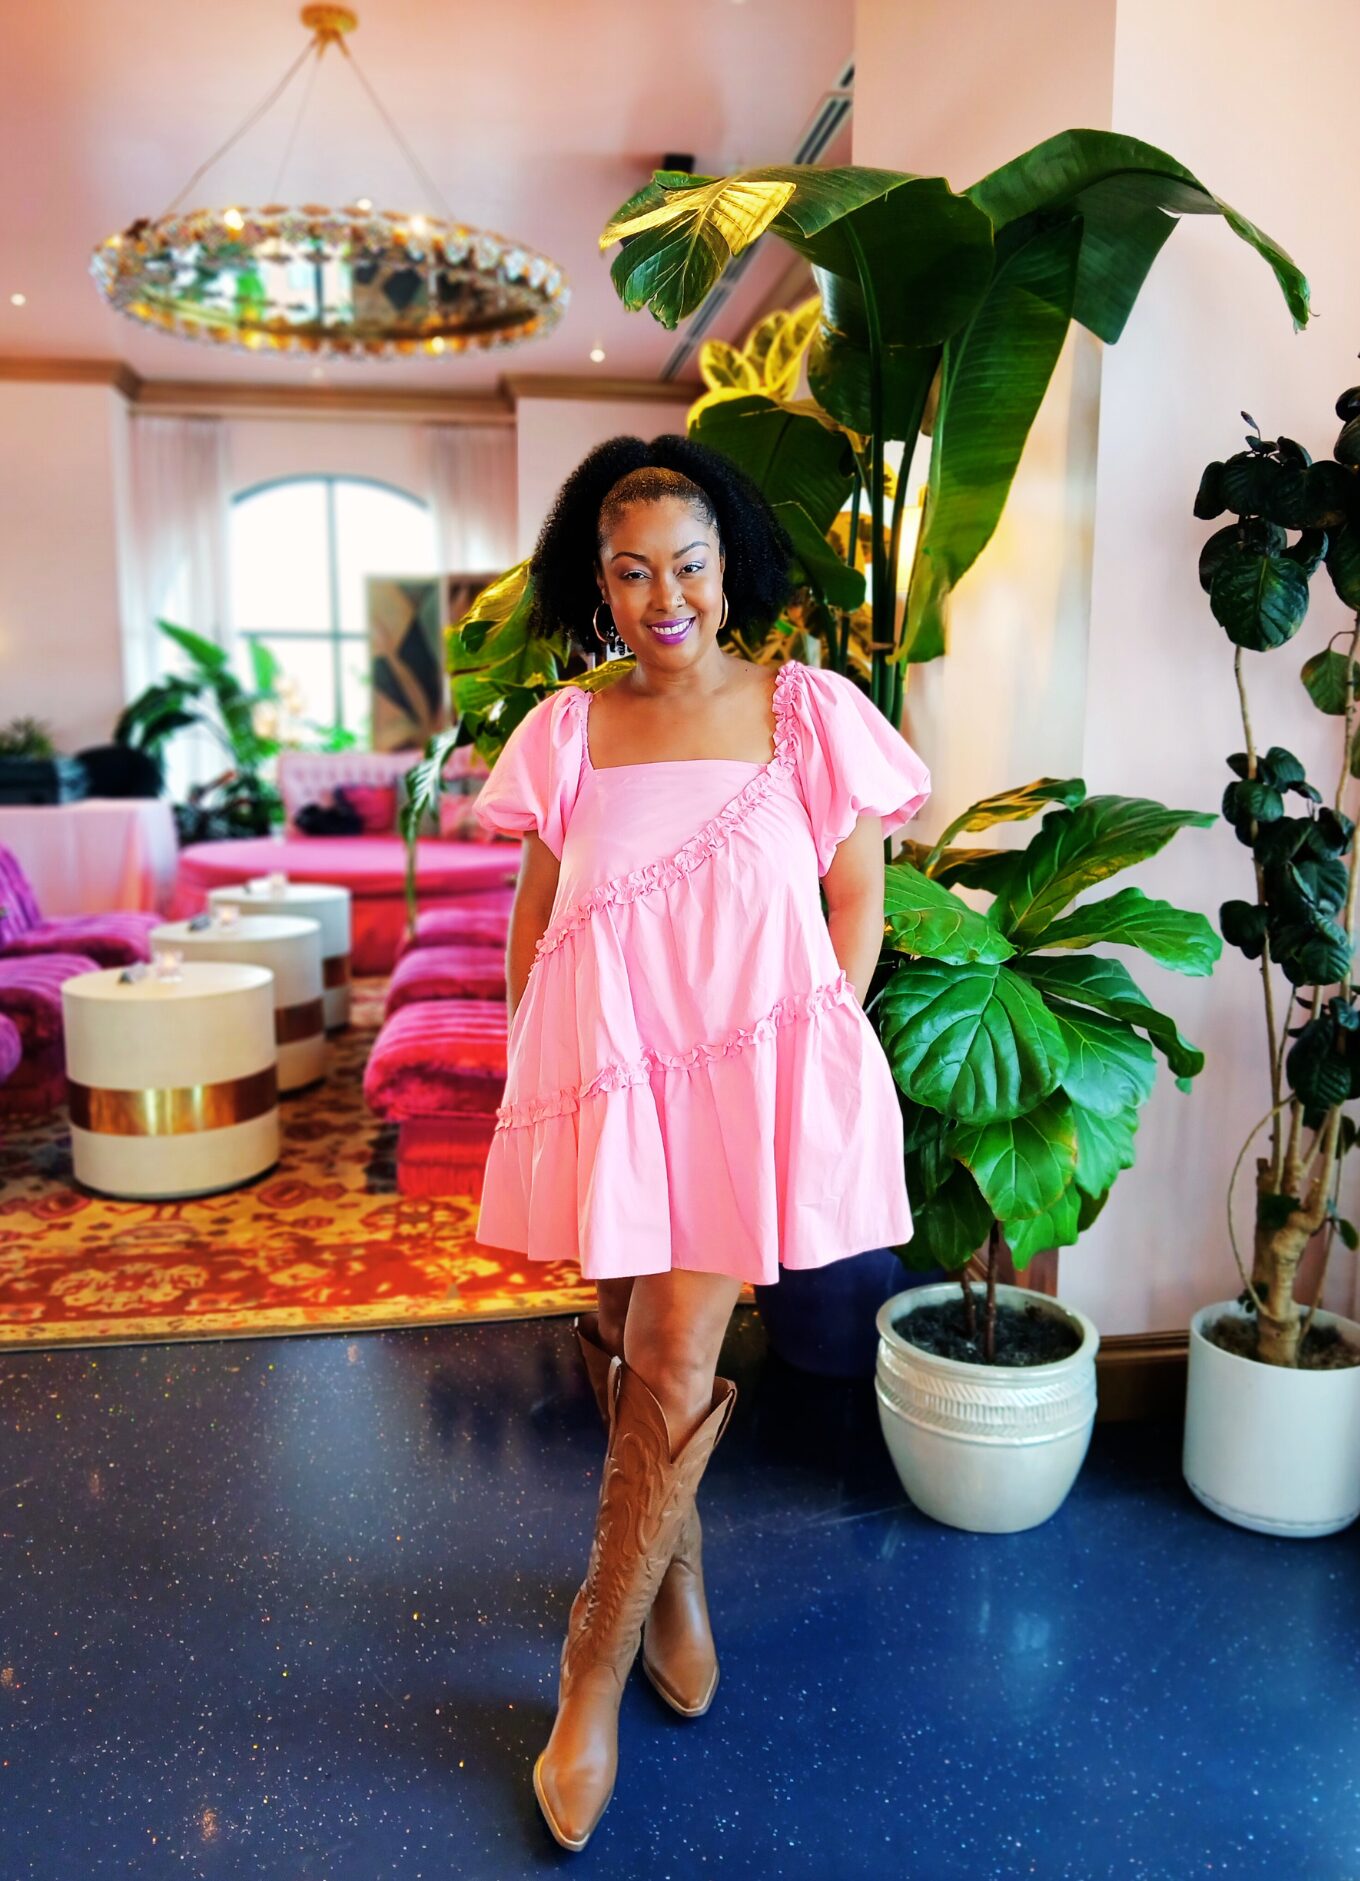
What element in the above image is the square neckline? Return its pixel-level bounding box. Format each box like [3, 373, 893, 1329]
[578, 660, 796, 774]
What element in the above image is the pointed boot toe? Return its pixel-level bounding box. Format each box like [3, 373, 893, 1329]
[532, 1740, 616, 1852]
[640, 1503, 720, 1716]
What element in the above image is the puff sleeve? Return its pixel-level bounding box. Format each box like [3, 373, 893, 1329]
[794, 665, 932, 876]
[471, 689, 583, 860]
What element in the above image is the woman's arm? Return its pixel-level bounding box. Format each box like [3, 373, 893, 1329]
[820, 813, 887, 1008]
[505, 830, 562, 1026]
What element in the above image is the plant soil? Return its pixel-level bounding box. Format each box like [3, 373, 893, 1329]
[896, 1296, 1082, 1367]
[1206, 1314, 1360, 1370]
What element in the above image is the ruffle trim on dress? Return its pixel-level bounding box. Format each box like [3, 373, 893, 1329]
[492, 965, 851, 1132]
[532, 660, 808, 965]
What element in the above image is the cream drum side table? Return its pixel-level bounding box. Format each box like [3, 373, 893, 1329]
[150, 915, 327, 1092]
[62, 963, 280, 1200]
[208, 881, 352, 1030]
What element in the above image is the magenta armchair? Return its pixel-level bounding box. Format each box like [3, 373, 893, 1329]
[0, 843, 159, 968]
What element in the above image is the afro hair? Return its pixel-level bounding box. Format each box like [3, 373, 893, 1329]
[528, 433, 795, 658]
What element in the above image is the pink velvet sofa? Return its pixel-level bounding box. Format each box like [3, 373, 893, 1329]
[0, 844, 158, 968]
[172, 837, 520, 976]
[0, 951, 100, 1114]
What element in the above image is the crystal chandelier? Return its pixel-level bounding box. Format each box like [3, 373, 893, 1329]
[89, 6, 569, 363]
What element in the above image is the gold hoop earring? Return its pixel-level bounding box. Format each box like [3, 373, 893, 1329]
[719, 592, 730, 631]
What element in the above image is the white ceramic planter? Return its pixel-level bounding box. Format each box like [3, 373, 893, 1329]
[875, 1282, 1100, 1534]
[1182, 1299, 1360, 1538]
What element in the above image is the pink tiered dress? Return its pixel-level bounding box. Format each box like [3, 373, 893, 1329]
[471, 658, 931, 1284]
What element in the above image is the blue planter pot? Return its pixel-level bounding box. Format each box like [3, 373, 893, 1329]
[754, 1248, 946, 1379]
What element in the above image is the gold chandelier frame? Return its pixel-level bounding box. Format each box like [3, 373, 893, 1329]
[88, 6, 569, 362]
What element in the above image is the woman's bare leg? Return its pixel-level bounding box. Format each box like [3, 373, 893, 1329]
[623, 1270, 743, 1451]
[593, 1277, 634, 1359]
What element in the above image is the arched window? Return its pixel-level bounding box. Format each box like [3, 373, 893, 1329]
[230, 475, 437, 737]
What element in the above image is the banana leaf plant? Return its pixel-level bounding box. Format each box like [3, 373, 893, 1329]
[1195, 379, 1360, 1366]
[875, 780, 1221, 1359]
[116, 620, 284, 837]
[599, 131, 1310, 727]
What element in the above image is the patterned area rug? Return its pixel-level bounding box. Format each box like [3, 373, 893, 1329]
[0, 980, 600, 1352]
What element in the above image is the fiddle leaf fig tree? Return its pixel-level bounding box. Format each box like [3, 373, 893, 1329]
[871, 780, 1221, 1361]
[600, 132, 1309, 730]
[1195, 377, 1360, 1367]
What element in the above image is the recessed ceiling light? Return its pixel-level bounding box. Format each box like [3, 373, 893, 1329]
[10, 293, 26, 306]
[589, 346, 606, 363]
[223, 208, 245, 232]
[356, 197, 372, 212]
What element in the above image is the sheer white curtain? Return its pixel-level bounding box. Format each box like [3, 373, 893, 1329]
[424, 423, 518, 575]
[122, 415, 233, 801]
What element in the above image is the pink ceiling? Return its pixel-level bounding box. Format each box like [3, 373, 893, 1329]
[0, 0, 852, 391]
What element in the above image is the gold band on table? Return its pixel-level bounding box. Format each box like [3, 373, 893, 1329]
[67, 1065, 279, 1137]
[323, 953, 351, 988]
[274, 997, 326, 1044]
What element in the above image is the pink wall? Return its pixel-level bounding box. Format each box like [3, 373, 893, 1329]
[0, 382, 131, 751]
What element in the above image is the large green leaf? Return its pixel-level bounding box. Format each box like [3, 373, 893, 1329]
[951, 1092, 1078, 1220]
[771, 499, 866, 612]
[157, 618, 228, 676]
[882, 860, 1016, 965]
[1072, 1100, 1140, 1196]
[964, 129, 1310, 342]
[400, 724, 464, 927]
[602, 169, 802, 327]
[1012, 953, 1205, 1080]
[248, 639, 281, 696]
[1006, 1180, 1083, 1267]
[876, 958, 1068, 1122]
[808, 327, 939, 450]
[901, 1159, 992, 1273]
[903, 842, 1022, 895]
[1048, 999, 1157, 1118]
[447, 561, 536, 668]
[1024, 886, 1223, 975]
[990, 796, 1217, 944]
[1301, 648, 1360, 716]
[602, 166, 993, 342]
[688, 393, 856, 531]
[1209, 549, 1311, 650]
[902, 218, 1083, 662]
[921, 777, 1087, 875]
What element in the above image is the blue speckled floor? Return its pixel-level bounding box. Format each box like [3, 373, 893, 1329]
[1, 1309, 1357, 1880]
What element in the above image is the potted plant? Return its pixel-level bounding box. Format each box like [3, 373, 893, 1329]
[600, 131, 1310, 723]
[1182, 386, 1360, 1538]
[869, 777, 1220, 1531]
[0, 716, 89, 804]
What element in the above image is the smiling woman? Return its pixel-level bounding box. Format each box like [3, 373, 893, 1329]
[470, 430, 932, 1851]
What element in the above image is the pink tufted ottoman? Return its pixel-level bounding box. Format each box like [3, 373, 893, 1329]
[392, 890, 514, 963]
[0, 951, 100, 1114]
[364, 997, 507, 1198]
[383, 945, 508, 1020]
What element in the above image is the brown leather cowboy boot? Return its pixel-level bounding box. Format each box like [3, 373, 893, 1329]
[533, 1354, 737, 1852]
[574, 1312, 721, 1716]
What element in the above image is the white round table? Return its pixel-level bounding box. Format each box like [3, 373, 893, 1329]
[208, 881, 353, 1030]
[150, 915, 327, 1092]
[62, 962, 280, 1200]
